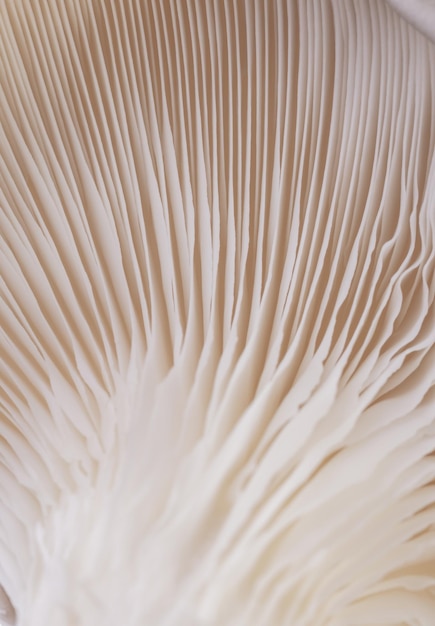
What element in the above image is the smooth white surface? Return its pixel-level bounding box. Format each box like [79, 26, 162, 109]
[386, 0, 435, 42]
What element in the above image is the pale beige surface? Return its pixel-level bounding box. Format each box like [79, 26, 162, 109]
[1, 1, 435, 624]
[386, 0, 435, 42]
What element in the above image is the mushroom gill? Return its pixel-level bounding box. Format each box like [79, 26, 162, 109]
[1, 0, 435, 624]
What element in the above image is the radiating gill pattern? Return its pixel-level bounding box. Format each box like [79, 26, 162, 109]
[1, 1, 435, 624]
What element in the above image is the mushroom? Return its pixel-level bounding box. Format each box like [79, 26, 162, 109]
[1, 0, 435, 624]
[385, 0, 435, 43]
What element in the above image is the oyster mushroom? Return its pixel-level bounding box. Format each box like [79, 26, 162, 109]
[1, 0, 435, 624]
